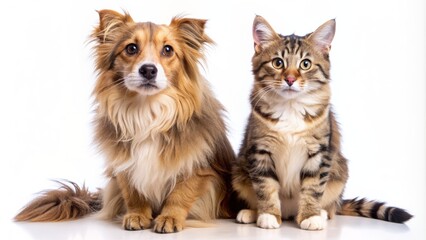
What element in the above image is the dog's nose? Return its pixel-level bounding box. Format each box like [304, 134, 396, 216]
[139, 64, 157, 80]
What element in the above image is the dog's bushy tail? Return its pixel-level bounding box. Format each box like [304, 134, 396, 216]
[338, 198, 413, 223]
[14, 180, 101, 222]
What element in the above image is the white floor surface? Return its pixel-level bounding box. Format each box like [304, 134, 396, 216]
[2, 214, 424, 240]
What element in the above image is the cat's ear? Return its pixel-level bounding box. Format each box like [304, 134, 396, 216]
[253, 15, 280, 53]
[308, 19, 336, 53]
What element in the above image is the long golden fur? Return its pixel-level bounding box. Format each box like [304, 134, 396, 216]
[15, 9, 237, 233]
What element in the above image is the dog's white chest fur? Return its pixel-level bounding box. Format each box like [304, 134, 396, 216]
[112, 136, 175, 211]
[123, 136, 209, 212]
[109, 94, 211, 212]
[129, 137, 173, 208]
[110, 95, 182, 210]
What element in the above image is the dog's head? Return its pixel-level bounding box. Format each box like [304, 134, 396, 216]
[91, 10, 212, 98]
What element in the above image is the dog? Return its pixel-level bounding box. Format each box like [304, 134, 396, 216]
[15, 9, 238, 233]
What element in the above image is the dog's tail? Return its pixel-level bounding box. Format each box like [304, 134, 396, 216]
[337, 198, 413, 223]
[14, 180, 101, 222]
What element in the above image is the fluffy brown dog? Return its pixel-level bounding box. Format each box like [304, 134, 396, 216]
[15, 9, 237, 233]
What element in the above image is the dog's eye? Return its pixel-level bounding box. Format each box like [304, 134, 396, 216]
[162, 45, 174, 57]
[125, 44, 139, 55]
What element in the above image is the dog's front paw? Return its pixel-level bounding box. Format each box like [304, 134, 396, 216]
[299, 210, 328, 230]
[236, 209, 257, 224]
[123, 213, 152, 230]
[256, 213, 281, 229]
[154, 215, 184, 233]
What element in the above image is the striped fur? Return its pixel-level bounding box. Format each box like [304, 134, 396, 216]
[339, 198, 413, 224]
[232, 16, 412, 230]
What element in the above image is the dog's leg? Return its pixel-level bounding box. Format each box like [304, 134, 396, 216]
[154, 173, 208, 233]
[117, 174, 152, 230]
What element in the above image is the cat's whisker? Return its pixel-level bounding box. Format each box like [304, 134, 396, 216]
[251, 86, 276, 110]
[250, 85, 274, 102]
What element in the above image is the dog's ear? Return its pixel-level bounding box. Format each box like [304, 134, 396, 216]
[94, 9, 134, 43]
[170, 17, 213, 51]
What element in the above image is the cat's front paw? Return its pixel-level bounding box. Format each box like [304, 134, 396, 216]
[122, 213, 152, 230]
[257, 213, 281, 229]
[236, 209, 257, 224]
[299, 210, 328, 230]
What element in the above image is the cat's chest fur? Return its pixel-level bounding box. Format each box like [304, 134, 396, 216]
[267, 96, 315, 133]
[272, 115, 310, 218]
[274, 133, 307, 197]
[268, 99, 312, 197]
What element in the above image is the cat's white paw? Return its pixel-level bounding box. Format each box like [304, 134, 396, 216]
[320, 209, 328, 219]
[256, 213, 280, 229]
[300, 210, 328, 230]
[236, 209, 256, 224]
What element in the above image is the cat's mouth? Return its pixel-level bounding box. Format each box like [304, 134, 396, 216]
[278, 87, 301, 98]
[284, 88, 298, 92]
[282, 88, 300, 93]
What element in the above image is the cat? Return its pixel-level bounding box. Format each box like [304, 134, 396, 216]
[232, 15, 412, 230]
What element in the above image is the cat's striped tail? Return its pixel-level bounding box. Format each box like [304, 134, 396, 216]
[338, 198, 413, 223]
[14, 180, 101, 222]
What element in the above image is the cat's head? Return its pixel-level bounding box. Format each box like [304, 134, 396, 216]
[251, 16, 335, 100]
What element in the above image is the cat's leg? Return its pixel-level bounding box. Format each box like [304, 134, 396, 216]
[296, 151, 332, 230]
[246, 145, 282, 229]
[299, 209, 328, 230]
[253, 177, 282, 229]
[320, 180, 346, 219]
[236, 178, 281, 228]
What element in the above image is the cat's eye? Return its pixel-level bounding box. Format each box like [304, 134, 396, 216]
[272, 58, 284, 69]
[162, 45, 174, 57]
[125, 43, 139, 55]
[300, 59, 312, 70]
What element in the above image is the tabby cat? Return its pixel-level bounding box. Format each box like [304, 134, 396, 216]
[232, 16, 412, 230]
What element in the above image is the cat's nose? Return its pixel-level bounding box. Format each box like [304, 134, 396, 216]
[285, 76, 296, 86]
[139, 64, 158, 81]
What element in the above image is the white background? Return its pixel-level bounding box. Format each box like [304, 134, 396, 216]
[0, 0, 424, 239]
